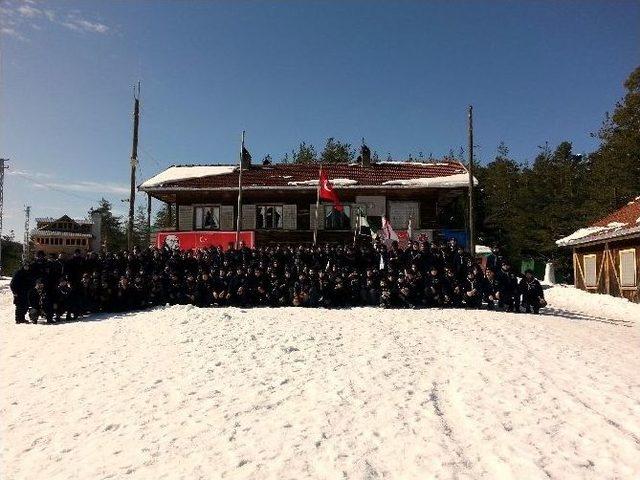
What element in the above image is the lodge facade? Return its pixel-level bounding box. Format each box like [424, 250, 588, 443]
[32, 213, 102, 255]
[139, 156, 476, 249]
[556, 196, 640, 303]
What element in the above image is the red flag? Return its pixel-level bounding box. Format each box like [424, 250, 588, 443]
[319, 167, 343, 212]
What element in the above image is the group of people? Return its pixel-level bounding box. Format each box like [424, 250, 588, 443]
[10, 239, 546, 324]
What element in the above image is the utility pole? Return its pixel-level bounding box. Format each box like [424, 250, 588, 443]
[467, 105, 475, 256]
[22, 205, 30, 263]
[127, 82, 140, 250]
[146, 193, 152, 246]
[0, 159, 9, 274]
[235, 131, 245, 249]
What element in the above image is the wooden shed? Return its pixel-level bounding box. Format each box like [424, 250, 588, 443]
[556, 196, 640, 302]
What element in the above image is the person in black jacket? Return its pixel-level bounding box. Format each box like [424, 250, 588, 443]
[10, 263, 33, 323]
[28, 279, 53, 324]
[519, 270, 546, 314]
[462, 270, 483, 309]
[497, 263, 519, 312]
[483, 269, 502, 310]
[53, 276, 76, 321]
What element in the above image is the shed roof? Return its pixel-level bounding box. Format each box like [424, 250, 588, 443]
[556, 196, 640, 247]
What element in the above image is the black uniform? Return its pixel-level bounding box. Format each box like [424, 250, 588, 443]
[10, 266, 32, 323]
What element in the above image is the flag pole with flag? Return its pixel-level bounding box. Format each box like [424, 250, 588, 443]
[313, 165, 343, 245]
[380, 216, 399, 248]
[313, 164, 322, 246]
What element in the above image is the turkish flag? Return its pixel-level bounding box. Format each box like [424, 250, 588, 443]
[319, 167, 343, 212]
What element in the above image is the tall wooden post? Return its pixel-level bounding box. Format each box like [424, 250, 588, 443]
[235, 131, 245, 249]
[146, 193, 152, 246]
[467, 105, 475, 256]
[127, 83, 140, 249]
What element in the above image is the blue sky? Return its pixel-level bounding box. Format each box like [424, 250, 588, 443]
[1, 0, 638, 236]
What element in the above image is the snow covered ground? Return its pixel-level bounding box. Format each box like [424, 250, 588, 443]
[1, 279, 639, 480]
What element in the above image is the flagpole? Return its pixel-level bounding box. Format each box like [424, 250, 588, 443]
[313, 164, 321, 246]
[235, 130, 245, 249]
[353, 207, 359, 246]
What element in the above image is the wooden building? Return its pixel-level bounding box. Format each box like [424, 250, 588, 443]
[32, 214, 102, 255]
[139, 156, 476, 250]
[556, 196, 640, 302]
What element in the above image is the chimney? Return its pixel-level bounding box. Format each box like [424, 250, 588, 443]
[360, 142, 371, 167]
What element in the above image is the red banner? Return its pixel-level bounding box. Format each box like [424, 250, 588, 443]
[156, 231, 255, 251]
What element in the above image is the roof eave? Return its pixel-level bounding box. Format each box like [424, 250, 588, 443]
[558, 226, 640, 248]
[139, 184, 471, 193]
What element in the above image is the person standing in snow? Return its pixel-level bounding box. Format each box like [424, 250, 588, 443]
[486, 245, 507, 273]
[497, 263, 520, 312]
[10, 263, 33, 324]
[519, 270, 546, 314]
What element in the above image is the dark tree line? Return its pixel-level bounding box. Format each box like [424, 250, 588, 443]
[476, 66, 640, 279]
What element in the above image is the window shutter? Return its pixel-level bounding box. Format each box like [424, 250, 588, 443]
[178, 205, 193, 231]
[310, 204, 324, 230]
[619, 250, 637, 287]
[282, 204, 297, 230]
[241, 204, 256, 230]
[219, 205, 235, 231]
[583, 255, 597, 287]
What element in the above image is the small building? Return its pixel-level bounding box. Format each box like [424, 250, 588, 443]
[556, 196, 640, 302]
[32, 213, 102, 255]
[139, 154, 476, 250]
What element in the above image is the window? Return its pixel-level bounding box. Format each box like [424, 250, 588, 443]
[619, 249, 637, 287]
[583, 254, 597, 288]
[325, 205, 351, 230]
[82, 239, 87, 246]
[194, 206, 220, 230]
[256, 205, 283, 229]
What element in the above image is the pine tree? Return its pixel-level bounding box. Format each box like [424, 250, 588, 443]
[153, 204, 174, 230]
[88, 198, 126, 251]
[476, 142, 525, 262]
[291, 142, 317, 163]
[584, 65, 640, 219]
[320, 138, 355, 163]
[521, 141, 588, 273]
[133, 205, 150, 247]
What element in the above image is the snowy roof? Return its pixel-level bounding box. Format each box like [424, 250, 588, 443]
[35, 217, 93, 225]
[140, 165, 237, 188]
[139, 161, 475, 191]
[556, 196, 640, 246]
[381, 173, 477, 187]
[33, 230, 93, 238]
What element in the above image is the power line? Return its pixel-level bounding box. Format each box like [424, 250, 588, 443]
[10, 171, 104, 203]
